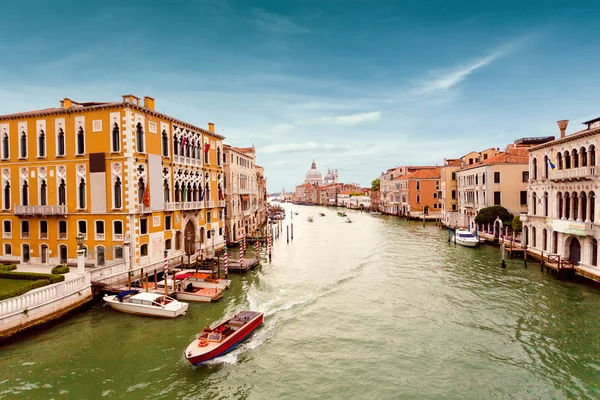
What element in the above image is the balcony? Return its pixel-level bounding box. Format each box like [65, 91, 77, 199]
[165, 201, 205, 211]
[59, 232, 67, 240]
[219, 200, 226, 208]
[206, 200, 215, 208]
[14, 205, 67, 216]
[137, 204, 152, 213]
[549, 166, 596, 182]
[40, 232, 48, 239]
[96, 233, 105, 241]
[22, 232, 30, 239]
[113, 233, 124, 241]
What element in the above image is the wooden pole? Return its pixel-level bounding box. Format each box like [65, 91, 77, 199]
[501, 242, 506, 268]
[127, 271, 131, 290]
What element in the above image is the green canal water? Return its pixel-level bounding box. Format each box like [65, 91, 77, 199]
[2, 204, 600, 399]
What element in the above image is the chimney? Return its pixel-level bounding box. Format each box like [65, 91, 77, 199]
[557, 120, 569, 138]
[208, 123, 215, 133]
[62, 98, 72, 109]
[121, 94, 140, 105]
[143, 96, 155, 110]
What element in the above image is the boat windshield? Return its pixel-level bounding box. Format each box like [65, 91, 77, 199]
[207, 332, 222, 342]
[458, 233, 475, 239]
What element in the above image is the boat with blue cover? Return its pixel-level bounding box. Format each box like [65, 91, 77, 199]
[103, 290, 189, 318]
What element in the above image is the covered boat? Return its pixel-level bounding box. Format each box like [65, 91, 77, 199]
[103, 290, 188, 318]
[185, 311, 264, 366]
[452, 229, 479, 247]
[175, 272, 231, 290]
[176, 283, 223, 303]
[319, 213, 326, 217]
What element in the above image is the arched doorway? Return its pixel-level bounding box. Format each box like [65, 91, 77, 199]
[97, 246, 105, 266]
[552, 231, 558, 254]
[60, 245, 68, 264]
[184, 220, 196, 255]
[41, 244, 48, 264]
[569, 237, 581, 265]
[22, 244, 30, 263]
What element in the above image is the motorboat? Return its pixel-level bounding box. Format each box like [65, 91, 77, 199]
[345, 218, 353, 223]
[452, 229, 479, 247]
[174, 272, 231, 290]
[370, 211, 382, 215]
[294, 212, 299, 215]
[103, 290, 188, 318]
[319, 213, 326, 217]
[176, 282, 223, 303]
[185, 311, 264, 366]
[307, 216, 314, 222]
[337, 211, 347, 217]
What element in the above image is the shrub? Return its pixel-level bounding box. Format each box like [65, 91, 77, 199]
[51, 265, 70, 275]
[0, 264, 16, 271]
[475, 206, 514, 226]
[511, 215, 522, 233]
[0, 279, 51, 301]
[0, 271, 65, 283]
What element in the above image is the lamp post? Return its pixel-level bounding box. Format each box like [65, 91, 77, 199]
[76, 234, 85, 275]
[186, 231, 192, 269]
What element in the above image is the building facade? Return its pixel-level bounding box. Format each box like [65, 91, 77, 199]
[0, 95, 225, 268]
[395, 168, 442, 217]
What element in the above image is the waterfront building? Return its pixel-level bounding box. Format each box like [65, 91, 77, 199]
[323, 169, 339, 185]
[394, 168, 442, 218]
[379, 166, 437, 214]
[223, 145, 267, 243]
[439, 158, 462, 226]
[0, 95, 225, 268]
[524, 119, 600, 282]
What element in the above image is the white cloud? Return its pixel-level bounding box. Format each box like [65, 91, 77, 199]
[251, 9, 310, 34]
[272, 123, 294, 133]
[260, 142, 353, 154]
[319, 111, 382, 126]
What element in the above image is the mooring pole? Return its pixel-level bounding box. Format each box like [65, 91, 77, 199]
[291, 223, 294, 240]
[287, 225, 289, 244]
[501, 242, 506, 268]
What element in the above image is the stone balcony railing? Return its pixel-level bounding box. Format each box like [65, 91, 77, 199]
[14, 205, 67, 216]
[113, 233, 124, 241]
[548, 166, 596, 182]
[59, 232, 67, 240]
[206, 200, 215, 208]
[219, 200, 226, 208]
[137, 204, 152, 214]
[174, 155, 202, 167]
[165, 201, 205, 211]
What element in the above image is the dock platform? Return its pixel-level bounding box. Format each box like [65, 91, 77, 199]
[227, 258, 259, 273]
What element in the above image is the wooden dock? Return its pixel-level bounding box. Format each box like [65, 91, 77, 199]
[227, 258, 259, 273]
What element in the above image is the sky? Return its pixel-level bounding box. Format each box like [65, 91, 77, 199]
[2, 0, 600, 192]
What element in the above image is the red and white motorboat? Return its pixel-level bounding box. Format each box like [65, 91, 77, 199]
[184, 311, 264, 366]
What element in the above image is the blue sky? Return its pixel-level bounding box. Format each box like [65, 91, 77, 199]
[2, 0, 600, 192]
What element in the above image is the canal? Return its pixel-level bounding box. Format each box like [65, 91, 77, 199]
[2, 204, 600, 399]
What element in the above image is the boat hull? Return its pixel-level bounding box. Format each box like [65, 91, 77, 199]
[453, 237, 479, 247]
[176, 290, 222, 303]
[187, 279, 229, 290]
[185, 312, 263, 366]
[104, 297, 188, 318]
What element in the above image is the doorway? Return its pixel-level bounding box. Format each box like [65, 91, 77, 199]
[569, 237, 581, 265]
[22, 244, 30, 263]
[60, 245, 68, 264]
[41, 244, 48, 264]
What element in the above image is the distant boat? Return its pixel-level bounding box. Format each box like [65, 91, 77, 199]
[452, 229, 479, 247]
[345, 218, 353, 223]
[337, 211, 347, 217]
[104, 290, 188, 318]
[294, 212, 299, 215]
[307, 216, 314, 222]
[319, 213, 326, 217]
[370, 211, 382, 215]
[185, 311, 264, 366]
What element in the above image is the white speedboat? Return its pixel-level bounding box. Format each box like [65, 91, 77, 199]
[452, 229, 479, 247]
[173, 272, 231, 290]
[103, 290, 188, 318]
[345, 218, 353, 223]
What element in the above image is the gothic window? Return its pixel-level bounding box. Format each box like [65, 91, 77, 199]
[217, 147, 221, 166]
[557, 152, 563, 169]
[112, 123, 120, 152]
[136, 122, 145, 153]
[21, 181, 28, 206]
[204, 143, 209, 164]
[173, 135, 179, 156]
[591, 192, 596, 223]
[163, 180, 170, 203]
[2, 133, 8, 159]
[20, 132, 27, 158]
[40, 179, 47, 206]
[532, 158, 537, 180]
[581, 147, 588, 167]
[205, 182, 210, 201]
[138, 178, 145, 204]
[114, 177, 122, 209]
[58, 179, 66, 205]
[590, 145, 596, 167]
[187, 183, 192, 202]
[572, 149, 579, 168]
[57, 128, 65, 156]
[38, 130, 46, 157]
[162, 130, 169, 157]
[77, 127, 85, 155]
[174, 182, 180, 202]
[564, 150, 571, 169]
[3, 182, 9, 210]
[78, 178, 86, 209]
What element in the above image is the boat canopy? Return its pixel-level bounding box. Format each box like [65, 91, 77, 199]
[116, 290, 139, 300]
[175, 272, 193, 280]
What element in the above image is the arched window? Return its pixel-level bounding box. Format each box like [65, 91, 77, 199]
[531, 227, 537, 247]
[573, 192, 579, 221]
[2, 133, 8, 159]
[557, 192, 563, 219]
[58, 179, 66, 205]
[57, 128, 65, 156]
[543, 192, 549, 216]
[174, 182, 180, 202]
[114, 177, 122, 209]
[197, 142, 202, 160]
[592, 239, 598, 267]
[163, 180, 170, 203]
[137, 178, 145, 204]
[565, 192, 571, 220]
[581, 192, 587, 221]
[217, 147, 221, 166]
[532, 158, 538, 180]
[22, 181, 28, 206]
[140, 244, 148, 257]
[187, 183, 192, 202]
[112, 123, 120, 152]
[38, 130, 46, 157]
[136, 123, 144, 153]
[78, 178, 86, 209]
[581, 147, 587, 167]
[564, 150, 571, 169]
[185, 141, 191, 158]
[590, 192, 596, 223]
[557, 152, 563, 170]
[190, 141, 196, 159]
[542, 229, 547, 251]
[76, 127, 85, 155]
[205, 182, 210, 201]
[204, 142, 209, 164]
[572, 149, 579, 168]
[40, 180, 47, 206]
[162, 130, 169, 157]
[543, 155, 548, 178]
[20, 132, 27, 158]
[192, 183, 198, 202]
[175, 231, 181, 250]
[173, 135, 179, 156]
[3, 182, 10, 210]
[590, 145, 596, 167]
[532, 192, 537, 215]
[482, 172, 485, 184]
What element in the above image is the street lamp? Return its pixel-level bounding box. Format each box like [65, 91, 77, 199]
[186, 231, 192, 269]
[76, 234, 85, 275]
[76, 234, 84, 250]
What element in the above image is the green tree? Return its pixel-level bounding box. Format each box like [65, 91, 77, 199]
[511, 215, 522, 232]
[474, 206, 514, 226]
[371, 178, 380, 192]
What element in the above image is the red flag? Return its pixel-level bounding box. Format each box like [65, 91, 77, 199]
[204, 142, 210, 153]
[181, 137, 187, 148]
[142, 185, 151, 207]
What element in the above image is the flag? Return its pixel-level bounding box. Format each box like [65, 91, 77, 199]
[219, 187, 224, 200]
[204, 142, 210, 153]
[142, 185, 150, 207]
[199, 186, 205, 201]
[181, 136, 187, 148]
[548, 158, 556, 170]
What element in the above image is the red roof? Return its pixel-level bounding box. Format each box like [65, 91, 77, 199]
[394, 167, 441, 180]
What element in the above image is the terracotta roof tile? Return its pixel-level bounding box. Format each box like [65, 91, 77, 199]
[394, 167, 441, 180]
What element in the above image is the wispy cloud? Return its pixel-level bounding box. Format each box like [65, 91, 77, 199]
[261, 142, 353, 154]
[251, 9, 311, 34]
[319, 111, 382, 126]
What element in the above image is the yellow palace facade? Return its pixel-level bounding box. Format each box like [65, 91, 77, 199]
[0, 95, 225, 269]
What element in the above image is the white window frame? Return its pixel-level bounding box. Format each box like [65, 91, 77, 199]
[113, 220, 124, 241]
[77, 220, 88, 239]
[2, 220, 11, 239]
[95, 219, 105, 241]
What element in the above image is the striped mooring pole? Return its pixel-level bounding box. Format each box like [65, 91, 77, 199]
[223, 244, 228, 279]
[239, 240, 244, 269]
[268, 229, 272, 261]
[163, 251, 169, 297]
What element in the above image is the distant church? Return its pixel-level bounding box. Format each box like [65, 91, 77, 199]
[304, 160, 338, 186]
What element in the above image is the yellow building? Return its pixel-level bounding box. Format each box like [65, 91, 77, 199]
[0, 95, 225, 269]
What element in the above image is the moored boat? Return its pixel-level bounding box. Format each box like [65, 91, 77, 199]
[337, 211, 347, 217]
[176, 283, 223, 303]
[452, 229, 479, 247]
[104, 290, 188, 318]
[319, 213, 326, 217]
[307, 216, 314, 222]
[176, 272, 231, 290]
[185, 311, 264, 366]
[345, 218, 353, 223]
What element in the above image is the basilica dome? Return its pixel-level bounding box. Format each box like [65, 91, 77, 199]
[324, 169, 335, 183]
[304, 160, 323, 185]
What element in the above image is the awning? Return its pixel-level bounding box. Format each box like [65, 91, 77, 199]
[241, 194, 250, 201]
